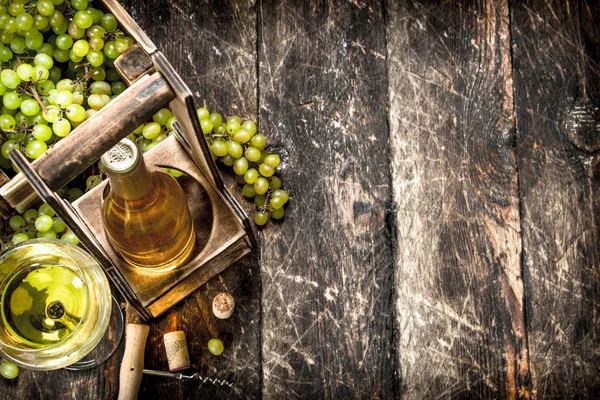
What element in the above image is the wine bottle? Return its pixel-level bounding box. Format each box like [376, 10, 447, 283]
[100, 138, 195, 271]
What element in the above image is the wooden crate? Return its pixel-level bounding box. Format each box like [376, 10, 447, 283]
[3, 0, 256, 320]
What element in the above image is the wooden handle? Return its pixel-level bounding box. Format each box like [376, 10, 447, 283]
[118, 323, 150, 400]
[0, 71, 176, 213]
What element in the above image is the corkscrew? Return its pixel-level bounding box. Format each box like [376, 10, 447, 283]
[142, 369, 234, 387]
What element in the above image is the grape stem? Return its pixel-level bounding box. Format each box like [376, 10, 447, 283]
[29, 85, 49, 116]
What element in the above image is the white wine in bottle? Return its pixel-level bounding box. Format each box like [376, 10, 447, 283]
[100, 138, 195, 271]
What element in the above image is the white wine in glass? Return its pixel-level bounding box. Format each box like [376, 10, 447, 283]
[0, 239, 112, 370]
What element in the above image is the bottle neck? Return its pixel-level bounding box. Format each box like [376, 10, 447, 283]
[107, 161, 154, 200]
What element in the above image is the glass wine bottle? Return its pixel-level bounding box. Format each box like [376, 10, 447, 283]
[100, 138, 195, 271]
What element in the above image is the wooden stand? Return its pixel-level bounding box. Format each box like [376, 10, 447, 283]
[3, 0, 256, 320]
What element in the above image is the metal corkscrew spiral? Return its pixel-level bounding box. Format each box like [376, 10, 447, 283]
[143, 369, 233, 387]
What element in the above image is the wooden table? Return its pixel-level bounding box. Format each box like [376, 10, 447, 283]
[2, 0, 599, 398]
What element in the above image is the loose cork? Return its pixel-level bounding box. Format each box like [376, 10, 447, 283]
[163, 331, 190, 372]
[212, 292, 235, 319]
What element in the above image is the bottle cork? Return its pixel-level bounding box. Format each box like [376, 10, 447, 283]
[163, 331, 190, 372]
[212, 293, 235, 319]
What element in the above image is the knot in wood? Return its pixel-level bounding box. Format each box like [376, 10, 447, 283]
[565, 99, 600, 153]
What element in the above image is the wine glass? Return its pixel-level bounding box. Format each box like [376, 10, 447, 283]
[0, 238, 115, 370]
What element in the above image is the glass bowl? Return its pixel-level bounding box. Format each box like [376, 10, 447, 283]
[0, 239, 111, 370]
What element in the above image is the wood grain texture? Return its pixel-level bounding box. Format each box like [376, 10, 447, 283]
[388, 1, 529, 398]
[511, 0, 600, 397]
[119, 1, 261, 399]
[258, 0, 395, 398]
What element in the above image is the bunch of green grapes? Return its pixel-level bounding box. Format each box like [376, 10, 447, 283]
[0, 0, 134, 246]
[0, 0, 132, 168]
[195, 107, 289, 226]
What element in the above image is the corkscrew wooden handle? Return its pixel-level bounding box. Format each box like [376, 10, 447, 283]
[118, 323, 150, 400]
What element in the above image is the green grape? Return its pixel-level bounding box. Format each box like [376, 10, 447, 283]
[25, 32, 44, 50]
[87, 25, 105, 38]
[1, 140, 18, 159]
[254, 211, 269, 226]
[244, 168, 259, 184]
[233, 129, 251, 144]
[26, 140, 48, 159]
[254, 177, 269, 195]
[38, 203, 55, 217]
[32, 124, 52, 141]
[23, 208, 39, 224]
[10, 36, 27, 54]
[16, 63, 35, 81]
[250, 134, 266, 150]
[271, 196, 285, 210]
[87, 50, 104, 67]
[196, 107, 209, 121]
[90, 81, 111, 95]
[259, 163, 275, 177]
[242, 184, 256, 198]
[72, 0, 89, 11]
[210, 140, 228, 157]
[273, 189, 289, 204]
[153, 108, 173, 125]
[67, 188, 83, 202]
[8, 3, 24, 17]
[86, 174, 102, 190]
[87, 8, 104, 24]
[233, 157, 249, 175]
[32, 65, 49, 82]
[254, 195, 266, 207]
[49, 10, 66, 28]
[37, 230, 57, 239]
[55, 33, 73, 49]
[55, 90, 73, 108]
[68, 22, 85, 39]
[15, 13, 33, 31]
[242, 120, 257, 136]
[264, 154, 281, 168]
[103, 40, 118, 58]
[12, 232, 29, 245]
[35, 214, 54, 232]
[52, 217, 66, 233]
[111, 81, 126, 96]
[142, 122, 161, 140]
[53, 47, 69, 62]
[20, 99, 40, 116]
[209, 112, 222, 127]
[52, 118, 71, 137]
[227, 141, 243, 159]
[0, 114, 15, 131]
[43, 105, 60, 123]
[65, 104, 86, 122]
[245, 146, 261, 162]
[89, 37, 104, 52]
[37, 43, 55, 57]
[56, 79, 74, 92]
[1, 69, 21, 89]
[114, 37, 129, 54]
[271, 207, 285, 220]
[222, 155, 235, 166]
[269, 176, 282, 190]
[52, 22, 68, 35]
[200, 118, 213, 134]
[226, 119, 240, 134]
[74, 11, 93, 29]
[61, 231, 79, 245]
[100, 13, 118, 33]
[154, 133, 168, 144]
[8, 215, 25, 231]
[36, 0, 55, 17]
[72, 39, 89, 56]
[207, 338, 224, 356]
[33, 15, 50, 31]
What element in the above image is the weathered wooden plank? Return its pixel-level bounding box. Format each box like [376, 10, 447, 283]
[511, 1, 600, 397]
[259, 0, 394, 398]
[388, 1, 529, 398]
[119, 1, 261, 399]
